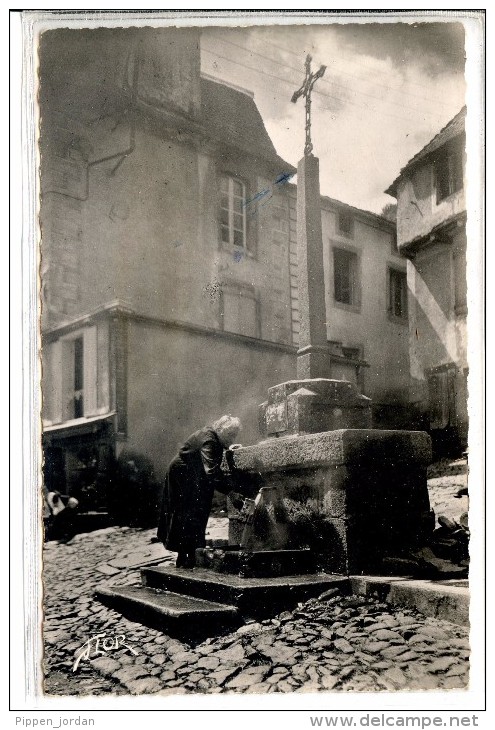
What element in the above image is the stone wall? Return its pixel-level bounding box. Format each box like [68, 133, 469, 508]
[125, 317, 296, 479]
[39, 27, 293, 347]
[40, 123, 293, 348]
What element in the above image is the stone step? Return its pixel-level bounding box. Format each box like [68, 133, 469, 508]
[350, 575, 470, 626]
[195, 547, 317, 578]
[96, 585, 240, 642]
[141, 565, 349, 618]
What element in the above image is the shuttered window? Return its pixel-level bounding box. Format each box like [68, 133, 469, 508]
[44, 326, 98, 424]
[221, 283, 259, 338]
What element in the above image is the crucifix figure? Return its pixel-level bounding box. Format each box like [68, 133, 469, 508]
[291, 54, 326, 156]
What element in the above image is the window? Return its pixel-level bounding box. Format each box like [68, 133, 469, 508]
[427, 364, 456, 430]
[436, 143, 463, 203]
[221, 283, 259, 338]
[61, 329, 97, 420]
[342, 346, 360, 361]
[220, 175, 246, 248]
[338, 211, 354, 238]
[44, 326, 98, 425]
[453, 245, 467, 315]
[334, 248, 359, 307]
[388, 268, 408, 319]
[391, 231, 399, 256]
[73, 337, 84, 418]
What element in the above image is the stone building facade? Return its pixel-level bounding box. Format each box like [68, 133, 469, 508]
[288, 188, 410, 427]
[385, 107, 468, 452]
[40, 27, 297, 508]
[40, 27, 412, 513]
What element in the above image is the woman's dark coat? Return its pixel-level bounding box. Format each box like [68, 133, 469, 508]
[157, 427, 231, 552]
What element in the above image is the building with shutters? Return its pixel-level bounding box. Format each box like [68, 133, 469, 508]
[40, 27, 298, 509]
[385, 107, 468, 453]
[287, 187, 410, 428]
[40, 27, 412, 513]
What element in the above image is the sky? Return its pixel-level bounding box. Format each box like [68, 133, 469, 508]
[200, 21, 467, 214]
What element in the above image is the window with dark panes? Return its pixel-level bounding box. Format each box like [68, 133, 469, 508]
[334, 248, 358, 306]
[436, 143, 463, 203]
[342, 346, 360, 361]
[389, 268, 408, 319]
[391, 231, 399, 256]
[338, 211, 354, 238]
[220, 175, 246, 248]
[73, 336, 84, 418]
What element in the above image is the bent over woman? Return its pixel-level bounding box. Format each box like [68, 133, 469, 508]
[157, 415, 241, 568]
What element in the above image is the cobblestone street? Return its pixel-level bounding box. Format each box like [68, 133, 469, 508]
[43, 467, 470, 697]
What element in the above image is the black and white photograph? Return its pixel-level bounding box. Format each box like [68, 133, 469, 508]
[14, 8, 485, 711]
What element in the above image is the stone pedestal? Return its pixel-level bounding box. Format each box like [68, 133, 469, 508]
[259, 378, 372, 437]
[230, 429, 433, 575]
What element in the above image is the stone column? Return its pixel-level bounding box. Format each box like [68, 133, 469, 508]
[296, 154, 330, 379]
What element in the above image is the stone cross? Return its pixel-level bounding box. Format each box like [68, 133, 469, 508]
[258, 52, 371, 437]
[291, 57, 330, 380]
[291, 54, 326, 157]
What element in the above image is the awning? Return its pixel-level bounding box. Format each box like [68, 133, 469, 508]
[43, 412, 117, 440]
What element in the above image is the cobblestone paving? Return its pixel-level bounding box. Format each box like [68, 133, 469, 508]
[43, 521, 470, 697]
[427, 472, 468, 528]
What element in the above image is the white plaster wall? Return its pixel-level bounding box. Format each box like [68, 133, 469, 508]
[396, 157, 466, 249]
[321, 209, 410, 404]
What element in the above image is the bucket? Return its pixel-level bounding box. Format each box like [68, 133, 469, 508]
[240, 486, 290, 551]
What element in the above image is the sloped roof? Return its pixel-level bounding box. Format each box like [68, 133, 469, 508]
[385, 106, 466, 197]
[200, 76, 294, 172]
[319, 193, 395, 230]
[286, 183, 394, 231]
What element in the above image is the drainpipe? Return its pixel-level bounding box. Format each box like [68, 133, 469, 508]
[51, 48, 140, 202]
